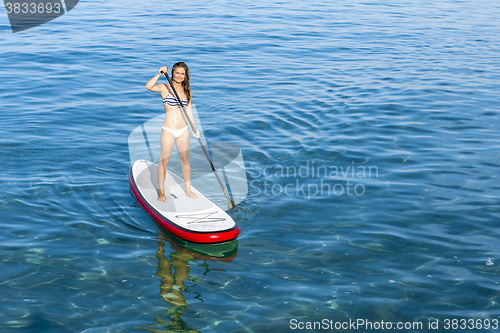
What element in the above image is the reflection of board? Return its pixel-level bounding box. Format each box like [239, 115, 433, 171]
[130, 159, 239, 243]
[158, 230, 239, 262]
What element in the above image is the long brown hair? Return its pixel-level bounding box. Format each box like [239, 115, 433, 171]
[172, 62, 191, 104]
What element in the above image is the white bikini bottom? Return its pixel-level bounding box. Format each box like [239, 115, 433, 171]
[162, 126, 188, 138]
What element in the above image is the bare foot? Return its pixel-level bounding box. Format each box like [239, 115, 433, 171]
[158, 190, 167, 202]
[186, 191, 198, 199]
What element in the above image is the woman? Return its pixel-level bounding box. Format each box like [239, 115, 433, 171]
[145, 62, 200, 202]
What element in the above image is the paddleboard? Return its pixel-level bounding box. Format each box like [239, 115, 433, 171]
[129, 159, 239, 243]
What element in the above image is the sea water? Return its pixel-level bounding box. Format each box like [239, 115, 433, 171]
[0, 0, 499, 331]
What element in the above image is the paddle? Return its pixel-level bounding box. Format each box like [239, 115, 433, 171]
[160, 70, 236, 211]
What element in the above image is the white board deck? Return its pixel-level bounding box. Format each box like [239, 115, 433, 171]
[131, 159, 236, 233]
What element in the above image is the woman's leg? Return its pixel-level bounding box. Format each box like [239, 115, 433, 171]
[176, 130, 198, 199]
[158, 129, 175, 202]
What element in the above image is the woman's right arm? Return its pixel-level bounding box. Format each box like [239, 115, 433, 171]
[145, 66, 168, 92]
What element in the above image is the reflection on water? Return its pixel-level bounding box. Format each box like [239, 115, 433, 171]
[141, 232, 238, 332]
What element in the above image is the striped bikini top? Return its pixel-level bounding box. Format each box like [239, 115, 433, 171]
[163, 91, 188, 107]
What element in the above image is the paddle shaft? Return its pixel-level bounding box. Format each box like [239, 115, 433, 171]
[161, 71, 235, 210]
